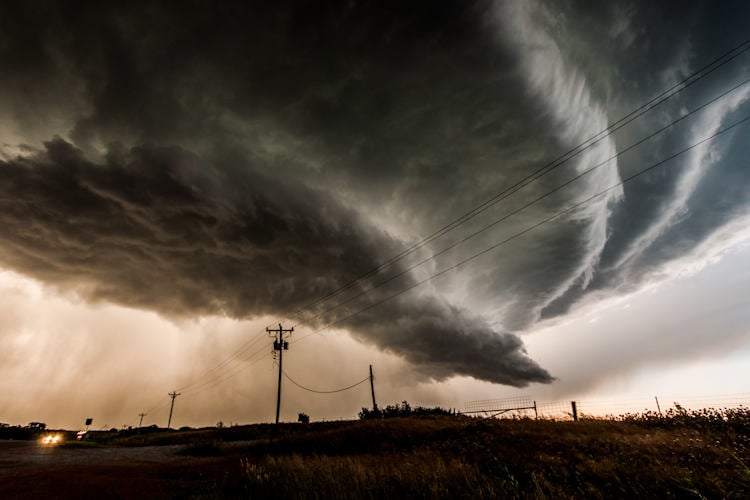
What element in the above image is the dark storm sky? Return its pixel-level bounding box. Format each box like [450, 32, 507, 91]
[1, 0, 749, 392]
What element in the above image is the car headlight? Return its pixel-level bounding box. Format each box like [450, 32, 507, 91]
[41, 434, 62, 445]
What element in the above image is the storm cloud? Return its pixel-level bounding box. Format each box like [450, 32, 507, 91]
[0, 138, 551, 385]
[1, 0, 749, 393]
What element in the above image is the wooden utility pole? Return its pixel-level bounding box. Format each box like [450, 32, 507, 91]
[571, 401, 578, 421]
[167, 391, 181, 429]
[138, 412, 147, 428]
[369, 364, 378, 412]
[267, 323, 294, 424]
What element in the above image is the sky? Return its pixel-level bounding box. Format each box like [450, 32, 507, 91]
[1, 0, 749, 429]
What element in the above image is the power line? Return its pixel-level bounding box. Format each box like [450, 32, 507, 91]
[182, 76, 741, 383]
[137, 331, 276, 416]
[292, 111, 750, 345]
[146, 74, 747, 407]
[172, 313, 312, 394]
[174, 328, 270, 393]
[142, 396, 172, 418]
[280, 367, 370, 394]
[286, 37, 750, 324]
[137, 39, 750, 406]
[179, 341, 273, 396]
[297, 76, 750, 326]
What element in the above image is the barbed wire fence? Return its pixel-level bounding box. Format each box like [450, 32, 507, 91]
[464, 393, 750, 421]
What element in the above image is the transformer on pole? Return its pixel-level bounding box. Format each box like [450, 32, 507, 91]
[267, 323, 294, 424]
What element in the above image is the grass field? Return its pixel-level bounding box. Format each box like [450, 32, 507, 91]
[216, 407, 750, 499]
[5, 406, 749, 498]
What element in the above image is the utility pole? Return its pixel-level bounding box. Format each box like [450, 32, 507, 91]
[167, 391, 181, 429]
[267, 323, 293, 424]
[655, 396, 662, 415]
[138, 413, 147, 428]
[369, 364, 378, 412]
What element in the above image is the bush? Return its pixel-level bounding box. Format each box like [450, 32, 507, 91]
[359, 401, 455, 420]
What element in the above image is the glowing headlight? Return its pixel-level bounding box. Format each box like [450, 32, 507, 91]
[41, 434, 62, 445]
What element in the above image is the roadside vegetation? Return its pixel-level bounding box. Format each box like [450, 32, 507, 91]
[217, 406, 750, 499]
[4, 405, 748, 498]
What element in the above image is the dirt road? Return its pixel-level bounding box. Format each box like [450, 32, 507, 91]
[0, 440, 239, 499]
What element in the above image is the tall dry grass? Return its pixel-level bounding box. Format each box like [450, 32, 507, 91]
[223, 409, 750, 499]
[241, 452, 504, 499]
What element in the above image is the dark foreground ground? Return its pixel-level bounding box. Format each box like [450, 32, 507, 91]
[0, 439, 241, 498]
[1, 409, 749, 499]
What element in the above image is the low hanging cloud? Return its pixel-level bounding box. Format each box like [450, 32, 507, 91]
[0, 138, 552, 386]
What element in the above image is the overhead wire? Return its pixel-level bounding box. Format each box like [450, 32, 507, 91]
[141, 396, 172, 421]
[297, 76, 750, 326]
[173, 320, 301, 394]
[173, 326, 271, 393]
[178, 341, 274, 396]
[285, 37, 750, 324]
[179, 324, 308, 397]
[291, 111, 750, 345]
[141, 38, 750, 402]
[279, 367, 371, 394]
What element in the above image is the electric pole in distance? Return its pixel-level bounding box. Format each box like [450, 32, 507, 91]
[267, 323, 293, 424]
[138, 412, 147, 428]
[167, 391, 181, 429]
[369, 364, 378, 412]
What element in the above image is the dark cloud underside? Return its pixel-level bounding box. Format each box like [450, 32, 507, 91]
[1, 0, 749, 387]
[0, 139, 551, 385]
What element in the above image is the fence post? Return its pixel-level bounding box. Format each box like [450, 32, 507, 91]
[571, 401, 578, 421]
[533, 401, 538, 420]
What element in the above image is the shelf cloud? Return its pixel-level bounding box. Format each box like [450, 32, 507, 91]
[1, 0, 749, 394]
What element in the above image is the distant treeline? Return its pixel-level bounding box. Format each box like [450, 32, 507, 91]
[359, 401, 457, 420]
[0, 422, 48, 440]
[0, 423, 172, 440]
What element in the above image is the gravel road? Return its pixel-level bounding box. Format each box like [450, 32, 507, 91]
[0, 440, 190, 473]
[0, 440, 242, 498]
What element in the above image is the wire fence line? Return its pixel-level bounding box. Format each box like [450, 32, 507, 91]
[464, 393, 750, 420]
